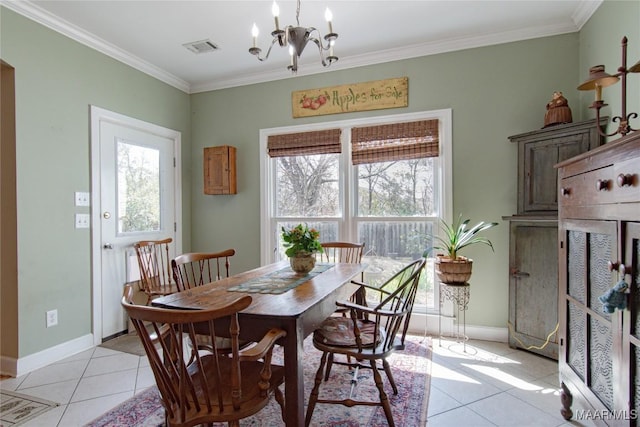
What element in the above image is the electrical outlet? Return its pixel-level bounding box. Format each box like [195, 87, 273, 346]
[46, 309, 58, 328]
[75, 191, 90, 206]
[75, 213, 90, 229]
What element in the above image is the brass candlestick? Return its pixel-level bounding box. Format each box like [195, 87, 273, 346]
[578, 36, 640, 137]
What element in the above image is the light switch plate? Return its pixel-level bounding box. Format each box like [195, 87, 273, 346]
[75, 192, 90, 206]
[75, 213, 90, 228]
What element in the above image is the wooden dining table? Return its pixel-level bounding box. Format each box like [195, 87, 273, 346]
[151, 260, 365, 426]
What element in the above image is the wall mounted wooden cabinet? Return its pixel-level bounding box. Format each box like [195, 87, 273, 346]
[504, 118, 606, 360]
[204, 145, 236, 195]
[557, 130, 640, 424]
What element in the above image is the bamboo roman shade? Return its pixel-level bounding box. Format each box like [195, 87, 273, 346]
[351, 119, 439, 165]
[267, 128, 342, 157]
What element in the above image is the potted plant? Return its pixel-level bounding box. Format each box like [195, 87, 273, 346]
[281, 224, 323, 274]
[425, 214, 498, 285]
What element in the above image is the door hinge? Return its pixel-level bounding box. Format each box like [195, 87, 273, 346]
[174, 222, 177, 232]
[173, 157, 176, 167]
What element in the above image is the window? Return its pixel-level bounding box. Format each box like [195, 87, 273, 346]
[260, 110, 452, 312]
[117, 140, 161, 233]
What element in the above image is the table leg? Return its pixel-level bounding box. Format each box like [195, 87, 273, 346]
[282, 322, 305, 426]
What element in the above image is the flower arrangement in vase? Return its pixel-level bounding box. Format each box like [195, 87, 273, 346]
[282, 224, 323, 274]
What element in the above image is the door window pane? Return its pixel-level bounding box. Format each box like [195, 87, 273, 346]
[117, 140, 161, 233]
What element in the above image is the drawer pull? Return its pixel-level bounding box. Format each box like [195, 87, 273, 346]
[608, 261, 627, 275]
[595, 179, 610, 191]
[617, 173, 634, 187]
[560, 187, 570, 196]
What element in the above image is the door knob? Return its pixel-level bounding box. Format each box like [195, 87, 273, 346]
[103, 212, 111, 219]
[103, 243, 113, 249]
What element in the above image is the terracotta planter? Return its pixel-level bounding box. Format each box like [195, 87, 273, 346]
[435, 255, 473, 284]
[289, 253, 316, 274]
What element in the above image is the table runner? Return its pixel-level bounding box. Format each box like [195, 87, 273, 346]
[228, 263, 334, 294]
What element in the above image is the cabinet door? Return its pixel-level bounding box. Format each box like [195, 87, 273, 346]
[624, 222, 640, 419]
[522, 133, 592, 213]
[508, 221, 558, 359]
[204, 146, 237, 195]
[559, 219, 618, 412]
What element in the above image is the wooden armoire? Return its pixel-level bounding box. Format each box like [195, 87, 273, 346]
[504, 118, 606, 360]
[556, 129, 640, 424]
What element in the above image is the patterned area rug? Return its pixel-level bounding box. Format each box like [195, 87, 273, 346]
[86, 335, 431, 427]
[0, 389, 59, 426]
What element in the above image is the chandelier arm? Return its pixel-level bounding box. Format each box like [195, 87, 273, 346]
[251, 37, 280, 62]
[308, 37, 330, 67]
[307, 28, 331, 50]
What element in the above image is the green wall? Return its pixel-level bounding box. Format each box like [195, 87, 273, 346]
[191, 33, 581, 328]
[1, 0, 636, 361]
[0, 7, 191, 357]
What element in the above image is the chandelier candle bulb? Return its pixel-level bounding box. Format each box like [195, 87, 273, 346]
[272, 1, 280, 30]
[251, 23, 259, 47]
[325, 8, 333, 33]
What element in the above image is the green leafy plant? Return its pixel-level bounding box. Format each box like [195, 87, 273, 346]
[281, 224, 323, 257]
[425, 214, 498, 260]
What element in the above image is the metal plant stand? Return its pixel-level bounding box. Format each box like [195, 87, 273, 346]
[438, 282, 470, 352]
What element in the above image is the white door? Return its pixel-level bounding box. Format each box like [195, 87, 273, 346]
[91, 106, 181, 342]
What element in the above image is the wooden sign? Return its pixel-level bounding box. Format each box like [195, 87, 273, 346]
[292, 77, 408, 118]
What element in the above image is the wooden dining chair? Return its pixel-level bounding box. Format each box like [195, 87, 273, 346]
[318, 241, 365, 264]
[171, 249, 245, 357]
[122, 288, 286, 427]
[171, 249, 236, 291]
[134, 238, 179, 305]
[305, 257, 426, 427]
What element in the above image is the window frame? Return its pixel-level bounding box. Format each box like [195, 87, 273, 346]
[259, 109, 452, 310]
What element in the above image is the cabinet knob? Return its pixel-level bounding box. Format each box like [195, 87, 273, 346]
[511, 269, 530, 278]
[560, 187, 570, 197]
[595, 179, 610, 191]
[617, 173, 634, 187]
[608, 261, 627, 275]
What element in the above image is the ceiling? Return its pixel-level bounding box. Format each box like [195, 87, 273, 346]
[5, 0, 601, 93]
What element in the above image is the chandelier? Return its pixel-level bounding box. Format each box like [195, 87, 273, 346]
[249, 0, 338, 73]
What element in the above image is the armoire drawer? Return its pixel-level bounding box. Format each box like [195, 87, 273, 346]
[560, 165, 615, 206]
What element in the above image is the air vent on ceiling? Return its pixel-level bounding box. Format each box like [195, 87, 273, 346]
[183, 39, 220, 54]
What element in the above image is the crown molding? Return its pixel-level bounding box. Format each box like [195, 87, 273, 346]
[1, 0, 191, 93]
[4, 0, 601, 94]
[192, 21, 580, 93]
[572, 0, 603, 30]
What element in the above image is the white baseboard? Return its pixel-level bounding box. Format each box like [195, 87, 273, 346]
[1, 334, 95, 377]
[408, 313, 508, 343]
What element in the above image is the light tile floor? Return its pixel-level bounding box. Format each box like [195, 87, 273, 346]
[428, 337, 598, 427]
[1, 336, 598, 427]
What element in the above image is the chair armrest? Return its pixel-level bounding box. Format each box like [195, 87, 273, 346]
[238, 328, 286, 361]
[336, 299, 402, 318]
[350, 280, 394, 299]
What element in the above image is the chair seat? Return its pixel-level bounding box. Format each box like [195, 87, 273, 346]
[314, 317, 383, 348]
[179, 356, 285, 422]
